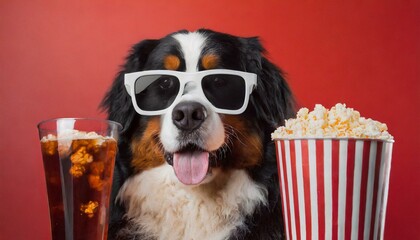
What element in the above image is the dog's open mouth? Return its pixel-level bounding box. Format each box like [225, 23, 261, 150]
[165, 144, 217, 185]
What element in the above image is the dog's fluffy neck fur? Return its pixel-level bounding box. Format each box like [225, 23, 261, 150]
[118, 164, 268, 240]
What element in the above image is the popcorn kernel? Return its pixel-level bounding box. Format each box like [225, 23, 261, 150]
[71, 146, 93, 165]
[41, 141, 58, 156]
[90, 161, 105, 175]
[88, 174, 104, 191]
[80, 201, 99, 218]
[69, 164, 85, 178]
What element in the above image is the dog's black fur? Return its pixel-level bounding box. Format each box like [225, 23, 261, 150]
[101, 29, 295, 240]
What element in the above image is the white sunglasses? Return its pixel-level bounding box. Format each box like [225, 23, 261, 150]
[124, 69, 257, 116]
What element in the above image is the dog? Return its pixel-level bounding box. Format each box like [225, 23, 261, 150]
[101, 29, 295, 240]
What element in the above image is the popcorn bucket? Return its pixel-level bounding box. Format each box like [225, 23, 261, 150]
[274, 138, 394, 240]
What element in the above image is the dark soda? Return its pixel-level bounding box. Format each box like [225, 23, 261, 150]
[41, 136, 117, 240]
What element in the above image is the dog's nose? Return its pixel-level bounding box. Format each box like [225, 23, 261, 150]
[172, 101, 207, 131]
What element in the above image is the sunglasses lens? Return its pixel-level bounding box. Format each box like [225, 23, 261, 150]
[202, 74, 246, 110]
[134, 75, 180, 111]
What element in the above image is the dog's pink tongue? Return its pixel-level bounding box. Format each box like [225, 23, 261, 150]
[173, 151, 209, 185]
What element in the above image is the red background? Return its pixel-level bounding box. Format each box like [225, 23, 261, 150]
[1, 1, 419, 239]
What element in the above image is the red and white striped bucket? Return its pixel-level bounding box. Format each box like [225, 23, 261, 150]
[274, 138, 394, 240]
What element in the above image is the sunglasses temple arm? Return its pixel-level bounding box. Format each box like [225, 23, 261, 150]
[250, 78, 258, 93]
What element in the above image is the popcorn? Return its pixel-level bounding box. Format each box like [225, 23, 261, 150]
[69, 164, 86, 178]
[80, 201, 99, 218]
[41, 130, 115, 178]
[40, 130, 103, 142]
[272, 103, 393, 140]
[88, 161, 105, 191]
[41, 130, 110, 157]
[41, 139, 58, 156]
[71, 146, 93, 165]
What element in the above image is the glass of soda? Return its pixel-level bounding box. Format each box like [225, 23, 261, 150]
[37, 118, 122, 240]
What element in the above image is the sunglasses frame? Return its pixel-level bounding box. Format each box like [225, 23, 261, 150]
[124, 69, 258, 116]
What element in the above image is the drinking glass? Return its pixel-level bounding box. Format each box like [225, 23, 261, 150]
[38, 118, 122, 240]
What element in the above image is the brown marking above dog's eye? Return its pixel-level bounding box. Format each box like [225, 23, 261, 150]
[201, 54, 219, 70]
[131, 117, 165, 172]
[164, 55, 181, 70]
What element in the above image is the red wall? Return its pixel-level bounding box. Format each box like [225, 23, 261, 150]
[1, 1, 419, 239]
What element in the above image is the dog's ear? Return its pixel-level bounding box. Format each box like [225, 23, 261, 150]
[240, 37, 295, 129]
[101, 39, 160, 135]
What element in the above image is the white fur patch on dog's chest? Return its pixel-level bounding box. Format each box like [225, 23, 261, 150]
[118, 164, 267, 240]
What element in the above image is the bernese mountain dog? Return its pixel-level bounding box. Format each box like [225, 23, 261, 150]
[102, 29, 295, 240]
